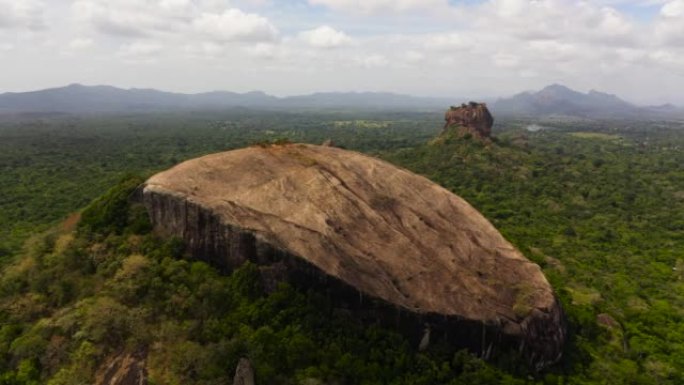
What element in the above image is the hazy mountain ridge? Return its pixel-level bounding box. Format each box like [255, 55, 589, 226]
[0, 84, 451, 114]
[0, 84, 279, 114]
[1, 83, 681, 119]
[492, 84, 683, 120]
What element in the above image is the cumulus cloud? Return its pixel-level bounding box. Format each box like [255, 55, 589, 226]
[71, 0, 191, 37]
[475, 0, 635, 46]
[404, 50, 424, 63]
[355, 54, 389, 68]
[661, 0, 684, 17]
[298, 26, 351, 48]
[68, 38, 94, 51]
[184, 41, 225, 58]
[492, 52, 520, 68]
[116, 41, 164, 64]
[0, 0, 45, 30]
[118, 41, 162, 57]
[526, 40, 578, 63]
[246, 42, 287, 59]
[72, 0, 278, 43]
[193, 9, 278, 42]
[423, 33, 470, 52]
[648, 49, 684, 77]
[308, 0, 450, 15]
[655, 0, 684, 44]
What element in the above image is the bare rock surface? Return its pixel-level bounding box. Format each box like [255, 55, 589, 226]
[142, 143, 565, 367]
[233, 358, 255, 385]
[444, 102, 494, 138]
[95, 351, 147, 385]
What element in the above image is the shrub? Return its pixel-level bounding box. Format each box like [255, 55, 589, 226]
[78, 176, 146, 235]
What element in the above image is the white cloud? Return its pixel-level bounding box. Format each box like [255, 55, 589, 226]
[118, 41, 162, 58]
[246, 42, 281, 59]
[648, 49, 684, 75]
[308, 0, 450, 15]
[158, 0, 195, 13]
[0, 0, 45, 30]
[185, 41, 225, 58]
[355, 54, 389, 68]
[526, 40, 578, 63]
[71, 0, 190, 37]
[655, 1, 684, 44]
[423, 32, 470, 52]
[597, 7, 633, 37]
[68, 38, 94, 50]
[474, 0, 636, 45]
[72, 1, 278, 43]
[661, 0, 684, 17]
[298, 26, 351, 48]
[492, 52, 520, 68]
[193, 9, 278, 42]
[404, 50, 424, 63]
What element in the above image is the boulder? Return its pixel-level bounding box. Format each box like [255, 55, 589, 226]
[142, 143, 565, 369]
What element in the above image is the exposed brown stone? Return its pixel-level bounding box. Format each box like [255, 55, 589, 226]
[142, 143, 566, 369]
[233, 358, 255, 385]
[95, 351, 147, 385]
[444, 102, 494, 138]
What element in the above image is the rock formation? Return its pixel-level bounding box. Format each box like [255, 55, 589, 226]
[233, 358, 255, 385]
[444, 102, 494, 138]
[95, 351, 147, 385]
[142, 143, 566, 369]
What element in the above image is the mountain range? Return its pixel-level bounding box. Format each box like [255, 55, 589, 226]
[0, 84, 450, 115]
[0, 83, 681, 120]
[492, 84, 682, 120]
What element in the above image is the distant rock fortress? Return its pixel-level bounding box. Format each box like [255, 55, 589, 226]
[142, 143, 566, 369]
[444, 102, 494, 139]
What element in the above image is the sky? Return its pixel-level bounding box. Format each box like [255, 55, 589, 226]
[0, 0, 683, 104]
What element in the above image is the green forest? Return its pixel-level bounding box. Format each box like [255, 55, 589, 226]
[0, 111, 682, 384]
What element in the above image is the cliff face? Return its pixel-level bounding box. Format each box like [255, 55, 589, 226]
[142, 143, 565, 368]
[444, 102, 494, 138]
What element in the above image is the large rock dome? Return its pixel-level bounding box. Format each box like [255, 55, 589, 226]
[142, 143, 565, 368]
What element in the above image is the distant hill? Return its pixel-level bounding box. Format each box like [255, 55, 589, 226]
[492, 84, 683, 120]
[0, 84, 450, 115]
[492, 84, 633, 118]
[0, 84, 279, 114]
[1, 83, 681, 119]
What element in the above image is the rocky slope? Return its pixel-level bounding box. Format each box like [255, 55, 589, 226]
[142, 143, 565, 368]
